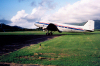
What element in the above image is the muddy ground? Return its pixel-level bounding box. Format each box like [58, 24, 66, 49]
[0, 35, 60, 56]
[0, 35, 61, 66]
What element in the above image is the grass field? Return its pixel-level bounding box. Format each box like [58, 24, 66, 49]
[0, 31, 46, 35]
[0, 31, 100, 66]
[0, 31, 66, 35]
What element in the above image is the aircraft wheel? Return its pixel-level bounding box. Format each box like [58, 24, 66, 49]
[50, 32, 53, 35]
[46, 33, 48, 35]
[46, 33, 50, 35]
[48, 33, 50, 35]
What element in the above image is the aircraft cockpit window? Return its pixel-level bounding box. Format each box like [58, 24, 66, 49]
[36, 22, 39, 23]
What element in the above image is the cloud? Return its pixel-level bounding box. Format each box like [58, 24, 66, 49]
[11, 0, 56, 28]
[48, 0, 100, 23]
[10, 7, 47, 28]
[11, 0, 100, 28]
[38, 0, 56, 9]
[31, 1, 36, 7]
[18, 0, 26, 2]
[0, 19, 12, 24]
[11, 10, 36, 28]
[11, 10, 28, 22]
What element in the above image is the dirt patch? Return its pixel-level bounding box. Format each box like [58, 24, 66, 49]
[0, 35, 60, 56]
[16, 53, 58, 61]
[0, 62, 56, 66]
[14, 52, 70, 64]
[0, 35, 61, 66]
[59, 53, 70, 57]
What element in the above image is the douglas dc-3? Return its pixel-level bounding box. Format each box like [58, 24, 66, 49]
[34, 20, 94, 35]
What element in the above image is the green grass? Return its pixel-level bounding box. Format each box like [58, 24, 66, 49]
[0, 31, 69, 35]
[0, 31, 79, 35]
[0, 31, 100, 66]
[0, 31, 46, 35]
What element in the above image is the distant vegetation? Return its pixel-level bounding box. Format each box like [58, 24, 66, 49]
[0, 23, 40, 32]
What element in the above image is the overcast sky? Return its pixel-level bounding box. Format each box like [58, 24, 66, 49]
[0, 0, 100, 28]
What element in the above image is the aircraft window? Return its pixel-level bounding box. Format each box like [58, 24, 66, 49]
[68, 27, 74, 29]
[59, 26, 61, 27]
[62, 26, 64, 28]
[65, 27, 67, 28]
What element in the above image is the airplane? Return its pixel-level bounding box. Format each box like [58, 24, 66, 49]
[34, 20, 94, 35]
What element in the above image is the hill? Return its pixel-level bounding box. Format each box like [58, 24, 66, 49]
[0, 23, 24, 32]
[94, 20, 100, 29]
[0, 23, 38, 32]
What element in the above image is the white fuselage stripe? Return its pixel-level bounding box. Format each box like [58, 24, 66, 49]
[36, 22, 84, 32]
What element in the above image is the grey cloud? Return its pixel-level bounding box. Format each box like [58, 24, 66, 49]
[18, 0, 37, 7]
[46, 0, 56, 9]
[18, 0, 25, 2]
[0, 19, 12, 24]
[21, 16, 41, 22]
[31, 1, 36, 7]
[39, 0, 45, 6]
[30, 0, 56, 9]
[39, 0, 56, 9]
[26, 18, 39, 22]
[19, 0, 56, 9]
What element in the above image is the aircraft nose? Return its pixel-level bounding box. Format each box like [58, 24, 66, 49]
[34, 22, 39, 26]
[34, 22, 36, 26]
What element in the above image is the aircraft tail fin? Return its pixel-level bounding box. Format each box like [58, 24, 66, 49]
[84, 20, 95, 32]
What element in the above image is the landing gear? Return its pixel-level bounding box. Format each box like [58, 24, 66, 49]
[46, 31, 53, 35]
[46, 32, 50, 35]
[50, 32, 53, 35]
